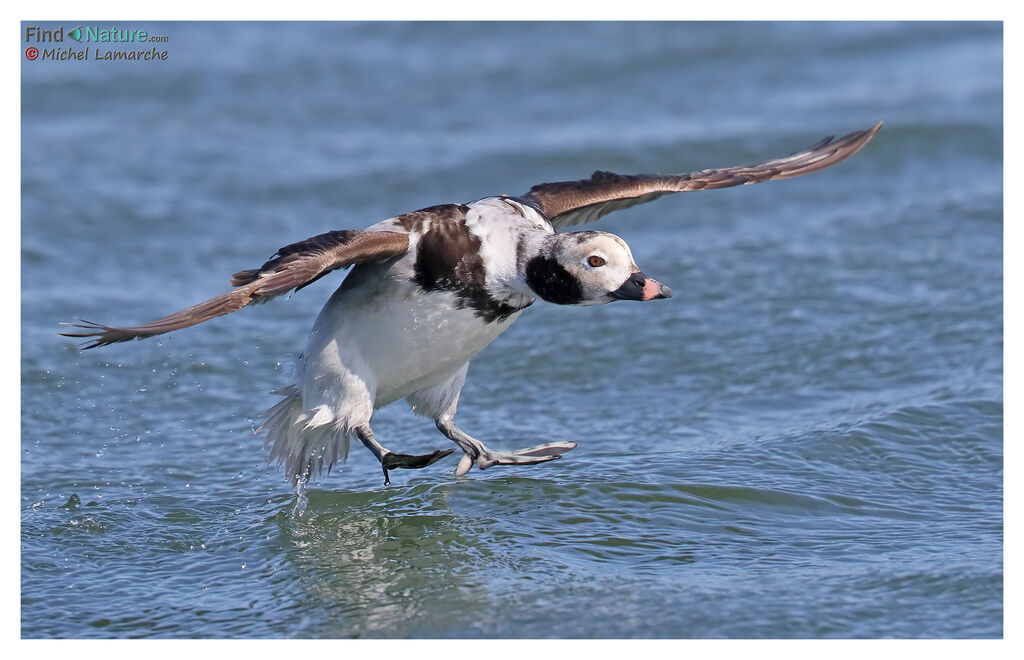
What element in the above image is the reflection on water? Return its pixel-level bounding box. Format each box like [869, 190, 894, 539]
[274, 484, 496, 637]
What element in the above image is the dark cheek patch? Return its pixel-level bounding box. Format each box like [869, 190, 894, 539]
[525, 255, 583, 305]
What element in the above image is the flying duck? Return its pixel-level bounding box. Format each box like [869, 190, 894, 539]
[62, 123, 882, 485]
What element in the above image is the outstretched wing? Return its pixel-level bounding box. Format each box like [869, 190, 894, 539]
[521, 122, 882, 230]
[61, 229, 410, 349]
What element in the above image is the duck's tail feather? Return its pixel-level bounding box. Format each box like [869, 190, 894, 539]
[260, 385, 352, 485]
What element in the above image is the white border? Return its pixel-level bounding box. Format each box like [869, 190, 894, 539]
[8, 2, 1013, 653]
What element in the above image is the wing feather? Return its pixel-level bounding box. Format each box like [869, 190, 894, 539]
[61, 229, 409, 349]
[522, 122, 882, 229]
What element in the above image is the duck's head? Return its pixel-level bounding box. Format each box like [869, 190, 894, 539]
[524, 231, 672, 306]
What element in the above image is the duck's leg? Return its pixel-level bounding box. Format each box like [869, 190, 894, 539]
[435, 415, 577, 476]
[354, 425, 454, 486]
[406, 364, 577, 477]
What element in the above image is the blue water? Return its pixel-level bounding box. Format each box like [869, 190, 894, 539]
[21, 22, 1002, 638]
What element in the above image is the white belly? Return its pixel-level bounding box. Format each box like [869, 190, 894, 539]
[303, 266, 523, 408]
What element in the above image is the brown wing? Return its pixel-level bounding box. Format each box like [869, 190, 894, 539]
[61, 229, 410, 349]
[522, 122, 882, 229]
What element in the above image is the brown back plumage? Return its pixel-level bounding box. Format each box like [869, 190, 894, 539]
[522, 122, 882, 229]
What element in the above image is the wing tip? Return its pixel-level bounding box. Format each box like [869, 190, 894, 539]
[58, 318, 140, 350]
[848, 120, 883, 144]
[836, 120, 884, 157]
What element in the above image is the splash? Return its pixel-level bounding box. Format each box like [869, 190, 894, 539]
[290, 475, 309, 518]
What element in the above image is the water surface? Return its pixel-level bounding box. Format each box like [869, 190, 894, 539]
[21, 21, 1002, 638]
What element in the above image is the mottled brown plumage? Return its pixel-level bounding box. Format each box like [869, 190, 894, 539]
[61, 230, 409, 349]
[522, 122, 882, 229]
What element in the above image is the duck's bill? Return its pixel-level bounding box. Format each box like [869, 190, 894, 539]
[608, 272, 673, 301]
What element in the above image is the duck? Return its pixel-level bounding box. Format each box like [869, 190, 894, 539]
[62, 122, 881, 486]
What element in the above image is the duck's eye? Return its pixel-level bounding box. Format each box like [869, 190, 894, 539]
[587, 255, 606, 268]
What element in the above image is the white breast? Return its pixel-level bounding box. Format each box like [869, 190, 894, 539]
[302, 263, 524, 410]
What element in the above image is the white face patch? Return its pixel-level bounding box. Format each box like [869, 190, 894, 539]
[556, 232, 638, 305]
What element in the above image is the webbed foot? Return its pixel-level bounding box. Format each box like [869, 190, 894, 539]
[356, 425, 456, 485]
[381, 448, 455, 484]
[435, 416, 578, 478]
[455, 441, 578, 476]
